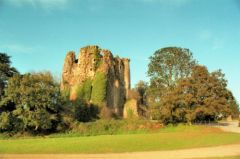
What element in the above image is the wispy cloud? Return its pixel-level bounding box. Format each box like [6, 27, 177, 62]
[5, 0, 69, 10]
[0, 44, 35, 54]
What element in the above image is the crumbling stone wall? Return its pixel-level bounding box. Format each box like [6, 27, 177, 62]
[61, 45, 131, 116]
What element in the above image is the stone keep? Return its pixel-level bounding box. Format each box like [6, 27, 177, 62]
[61, 45, 131, 116]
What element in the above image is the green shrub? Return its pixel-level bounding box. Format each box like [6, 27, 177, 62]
[0, 112, 13, 131]
[73, 100, 99, 122]
[61, 87, 71, 99]
[76, 79, 92, 102]
[69, 119, 163, 136]
[91, 72, 107, 106]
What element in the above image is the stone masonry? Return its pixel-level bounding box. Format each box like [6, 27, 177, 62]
[61, 45, 131, 116]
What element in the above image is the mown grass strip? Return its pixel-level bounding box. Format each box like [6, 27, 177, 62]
[1, 126, 240, 154]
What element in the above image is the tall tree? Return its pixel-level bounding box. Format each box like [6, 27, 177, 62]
[154, 65, 239, 124]
[147, 47, 196, 104]
[148, 47, 196, 89]
[0, 72, 61, 133]
[0, 53, 18, 98]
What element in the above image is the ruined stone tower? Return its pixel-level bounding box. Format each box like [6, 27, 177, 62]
[61, 45, 131, 116]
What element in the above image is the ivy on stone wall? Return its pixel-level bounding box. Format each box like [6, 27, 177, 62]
[93, 48, 102, 71]
[76, 79, 93, 102]
[91, 72, 107, 107]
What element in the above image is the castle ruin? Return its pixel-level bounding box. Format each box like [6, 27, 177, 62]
[61, 45, 131, 116]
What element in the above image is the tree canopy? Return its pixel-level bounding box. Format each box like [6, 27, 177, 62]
[0, 53, 18, 98]
[152, 65, 239, 124]
[148, 47, 196, 90]
[147, 47, 196, 106]
[0, 72, 62, 133]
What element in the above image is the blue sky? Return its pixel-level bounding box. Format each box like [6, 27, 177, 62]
[0, 0, 240, 103]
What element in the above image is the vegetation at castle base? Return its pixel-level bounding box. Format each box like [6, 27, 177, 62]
[146, 47, 239, 124]
[67, 119, 162, 136]
[73, 72, 107, 121]
[1, 125, 240, 154]
[0, 72, 62, 134]
[91, 72, 107, 107]
[0, 53, 18, 100]
[72, 100, 99, 122]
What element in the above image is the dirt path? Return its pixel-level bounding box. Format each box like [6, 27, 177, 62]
[1, 144, 240, 159]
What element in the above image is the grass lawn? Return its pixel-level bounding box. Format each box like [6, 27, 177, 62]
[1, 125, 240, 154]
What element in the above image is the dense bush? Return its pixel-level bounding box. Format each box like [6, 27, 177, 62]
[69, 119, 163, 136]
[0, 112, 14, 131]
[72, 100, 99, 122]
[57, 98, 99, 130]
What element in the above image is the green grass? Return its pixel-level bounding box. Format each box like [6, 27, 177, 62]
[1, 125, 240, 154]
[0, 134, 5, 139]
